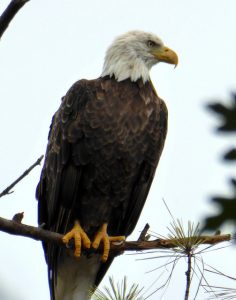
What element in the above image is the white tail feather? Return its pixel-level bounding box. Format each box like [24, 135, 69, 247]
[54, 254, 101, 300]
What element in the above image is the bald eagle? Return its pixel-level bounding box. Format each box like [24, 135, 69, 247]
[36, 30, 178, 300]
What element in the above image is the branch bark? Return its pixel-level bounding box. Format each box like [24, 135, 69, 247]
[0, 0, 29, 39]
[0, 216, 231, 254]
[0, 155, 43, 198]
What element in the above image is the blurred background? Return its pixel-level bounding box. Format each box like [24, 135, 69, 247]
[0, 0, 235, 299]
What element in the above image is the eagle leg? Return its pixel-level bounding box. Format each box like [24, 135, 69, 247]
[92, 223, 125, 262]
[62, 220, 91, 258]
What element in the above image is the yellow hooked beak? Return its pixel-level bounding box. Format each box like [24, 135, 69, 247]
[151, 46, 178, 67]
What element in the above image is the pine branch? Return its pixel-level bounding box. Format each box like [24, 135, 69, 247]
[0, 216, 231, 254]
[0, 155, 44, 198]
[0, 0, 29, 39]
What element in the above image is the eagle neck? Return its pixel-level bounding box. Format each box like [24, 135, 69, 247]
[101, 75, 152, 89]
[101, 53, 150, 83]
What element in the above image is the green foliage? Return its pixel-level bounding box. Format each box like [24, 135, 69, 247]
[204, 179, 236, 230]
[203, 94, 236, 232]
[224, 149, 236, 161]
[208, 95, 236, 132]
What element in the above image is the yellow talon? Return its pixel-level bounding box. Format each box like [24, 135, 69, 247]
[62, 221, 91, 258]
[92, 223, 125, 262]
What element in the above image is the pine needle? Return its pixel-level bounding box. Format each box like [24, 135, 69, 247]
[92, 276, 144, 300]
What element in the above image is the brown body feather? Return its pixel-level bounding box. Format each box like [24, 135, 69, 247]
[36, 75, 168, 299]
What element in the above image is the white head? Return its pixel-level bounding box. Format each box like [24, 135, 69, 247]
[101, 30, 178, 83]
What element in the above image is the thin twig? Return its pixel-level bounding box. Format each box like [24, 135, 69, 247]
[138, 223, 150, 241]
[0, 215, 231, 254]
[0, 155, 44, 198]
[0, 0, 29, 39]
[184, 251, 192, 300]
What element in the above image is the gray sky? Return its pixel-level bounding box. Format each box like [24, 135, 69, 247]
[0, 0, 236, 299]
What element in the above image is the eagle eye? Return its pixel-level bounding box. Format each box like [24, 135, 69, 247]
[147, 40, 156, 48]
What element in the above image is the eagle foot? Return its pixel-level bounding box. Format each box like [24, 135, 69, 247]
[92, 223, 125, 262]
[62, 220, 91, 258]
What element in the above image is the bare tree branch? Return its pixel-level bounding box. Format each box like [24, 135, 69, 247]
[0, 0, 29, 39]
[0, 216, 63, 245]
[0, 155, 44, 198]
[0, 216, 231, 255]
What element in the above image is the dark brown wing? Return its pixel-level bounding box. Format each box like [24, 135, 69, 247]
[119, 81, 168, 236]
[36, 80, 92, 299]
[36, 76, 168, 294]
[94, 79, 168, 285]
